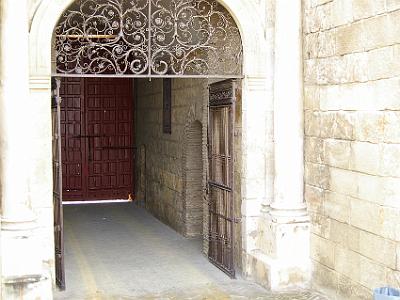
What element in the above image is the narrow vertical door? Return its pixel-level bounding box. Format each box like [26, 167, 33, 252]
[208, 80, 237, 278]
[52, 78, 65, 289]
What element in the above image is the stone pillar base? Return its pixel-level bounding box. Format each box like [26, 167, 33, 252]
[245, 212, 311, 290]
[1, 218, 49, 299]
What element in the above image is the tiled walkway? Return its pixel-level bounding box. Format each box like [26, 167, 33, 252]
[54, 203, 328, 300]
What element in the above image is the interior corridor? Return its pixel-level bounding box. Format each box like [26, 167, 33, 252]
[54, 203, 327, 300]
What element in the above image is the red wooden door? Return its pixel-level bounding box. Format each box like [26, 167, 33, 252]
[60, 77, 134, 201]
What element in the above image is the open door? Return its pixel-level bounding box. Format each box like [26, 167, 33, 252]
[208, 79, 237, 278]
[52, 78, 65, 289]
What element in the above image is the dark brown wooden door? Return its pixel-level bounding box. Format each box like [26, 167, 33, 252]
[60, 77, 134, 201]
[52, 78, 65, 289]
[208, 80, 237, 278]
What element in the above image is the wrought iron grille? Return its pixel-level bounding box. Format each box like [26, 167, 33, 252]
[54, 0, 243, 77]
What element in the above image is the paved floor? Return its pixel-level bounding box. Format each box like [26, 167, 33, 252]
[54, 203, 328, 300]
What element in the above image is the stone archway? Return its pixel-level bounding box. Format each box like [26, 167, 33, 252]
[27, 0, 272, 295]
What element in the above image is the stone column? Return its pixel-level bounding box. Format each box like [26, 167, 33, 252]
[269, 0, 310, 288]
[247, 0, 310, 290]
[0, 0, 43, 295]
[271, 0, 308, 220]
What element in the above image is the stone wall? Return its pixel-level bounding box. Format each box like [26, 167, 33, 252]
[304, 1, 400, 298]
[184, 121, 203, 237]
[135, 78, 208, 237]
[135, 78, 243, 274]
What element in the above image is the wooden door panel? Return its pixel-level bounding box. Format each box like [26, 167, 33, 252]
[52, 78, 65, 289]
[208, 80, 237, 278]
[60, 77, 85, 200]
[85, 78, 134, 200]
[61, 77, 134, 201]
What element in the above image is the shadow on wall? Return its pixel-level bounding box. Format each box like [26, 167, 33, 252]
[184, 120, 203, 238]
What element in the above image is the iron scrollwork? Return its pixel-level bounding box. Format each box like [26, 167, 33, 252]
[54, 0, 242, 76]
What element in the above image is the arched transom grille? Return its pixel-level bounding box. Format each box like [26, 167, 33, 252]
[54, 0, 243, 77]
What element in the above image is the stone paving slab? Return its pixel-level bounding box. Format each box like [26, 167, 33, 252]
[55, 204, 329, 300]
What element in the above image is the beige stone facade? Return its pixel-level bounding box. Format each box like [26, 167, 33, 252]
[304, 0, 400, 298]
[1, 0, 400, 299]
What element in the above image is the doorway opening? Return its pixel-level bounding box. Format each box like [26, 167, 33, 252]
[51, 0, 243, 292]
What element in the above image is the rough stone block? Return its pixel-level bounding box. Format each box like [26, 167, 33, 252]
[304, 85, 320, 110]
[304, 30, 336, 59]
[350, 197, 381, 235]
[336, 22, 365, 55]
[324, 191, 350, 223]
[359, 230, 397, 269]
[387, 270, 400, 288]
[324, 138, 351, 169]
[359, 255, 387, 289]
[309, 212, 331, 239]
[329, 168, 358, 197]
[397, 243, 400, 270]
[367, 45, 400, 81]
[320, 112, 354, 140]
[328, 219, 349, 245]
[384, 112, 400, 143]
[347, 226, 361, 252]
[351, 282, 374, 299]
[305, 137, 325, 164]
[330, 0, 353, 27]
[350, 142, 381, 175]
[305, 184, 325, 214]
[381, 144, 400, 177]
[356, 173, 383, 205]
[305, 110, 321, 137]
[381, 206, 400, 242]
[310, 234, 335, 268]
[352, 0, 385, 21]
[319, 78, 400, 111]
[354, 112, 385, 143]
[312, 261, 338, 296]
[305, 162, 330, 189]
[387, 0, 400, 12]
[382, 177, 400, 209]
[334, 246, 361, 282]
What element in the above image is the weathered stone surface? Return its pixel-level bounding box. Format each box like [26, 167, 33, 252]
[324, 139, 351, 169]
[381, 144, 400, 177]
[387, 0, 400, 12]
[384, 111, 400, 143]
[360, 231, 397, 268]
[304, 1, 400, 296]
[324, 191, 350, 223]
[305, 162, 330, 190]
[311, 261, 338, 297]
[310, 234, 335, 269]
[305, 185, 325, 214]
[350, 141, 381, 175]
[352, 0, 385, 21]
[328, 168, 357, 197]
[136, 78, 207, 237]
[305, 137, 325, 164]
